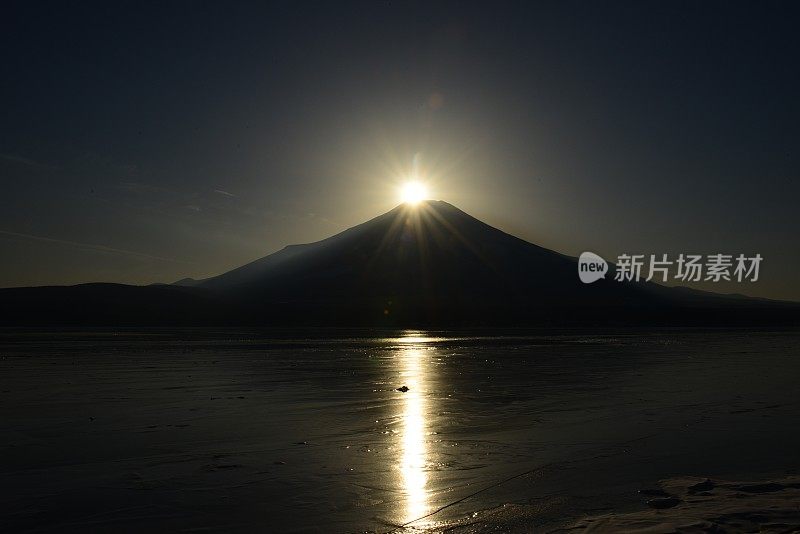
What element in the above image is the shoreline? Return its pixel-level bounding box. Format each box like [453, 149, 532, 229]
[424, 475, 800, 533]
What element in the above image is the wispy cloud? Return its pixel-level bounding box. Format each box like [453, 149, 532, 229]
[214, 189, 236, 197]
[0, 153, 58, 171]
[0, 230, 193, 264]
[117, 181, 166, 194]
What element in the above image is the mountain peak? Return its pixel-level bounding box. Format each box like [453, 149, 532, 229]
[392, 199, 462, 213]
[198, 199, 581, 304]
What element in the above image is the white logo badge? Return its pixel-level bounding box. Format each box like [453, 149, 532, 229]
[578, 252, 608, 284]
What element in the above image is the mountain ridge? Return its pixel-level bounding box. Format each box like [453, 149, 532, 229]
[0, 200, 797, 326]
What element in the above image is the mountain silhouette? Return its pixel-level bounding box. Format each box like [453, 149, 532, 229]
[0, 201, 797, 326]
[197, 201, 650, 312]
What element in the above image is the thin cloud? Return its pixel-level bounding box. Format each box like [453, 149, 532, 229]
[118, 181, 166, 194]
[0, 230, 193, 264]
[214, 189, 236, 197]
[0, 153, 58, 171]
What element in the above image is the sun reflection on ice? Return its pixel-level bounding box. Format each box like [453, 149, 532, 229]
[398, 338, 430, 523]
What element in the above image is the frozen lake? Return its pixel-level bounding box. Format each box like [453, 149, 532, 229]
[1, 328, 799, 532]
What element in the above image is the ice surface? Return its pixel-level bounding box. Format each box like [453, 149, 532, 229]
[1, 328, 798, 532]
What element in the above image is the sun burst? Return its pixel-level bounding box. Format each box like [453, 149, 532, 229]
[400, 181, 428, 205]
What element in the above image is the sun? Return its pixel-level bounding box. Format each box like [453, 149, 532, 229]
[400, 181, 428, 205]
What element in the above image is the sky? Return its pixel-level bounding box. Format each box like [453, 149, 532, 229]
[1, 0, 799, 300]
